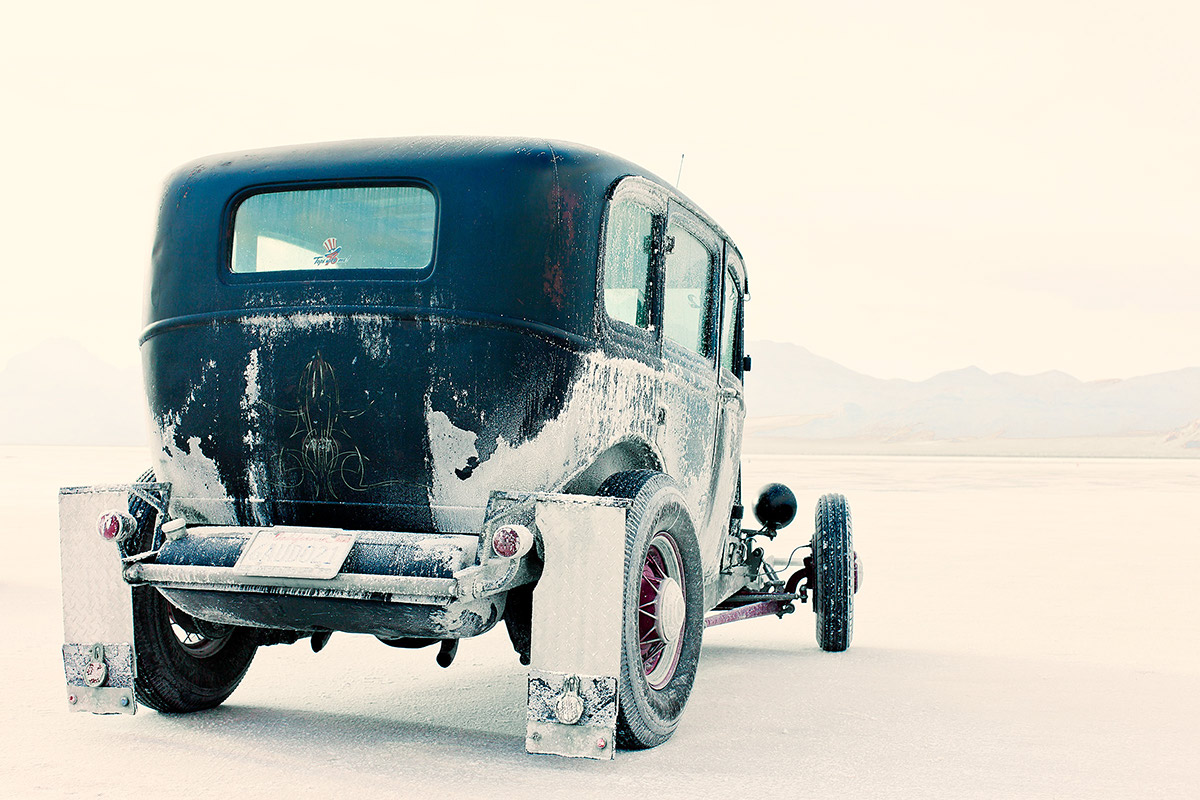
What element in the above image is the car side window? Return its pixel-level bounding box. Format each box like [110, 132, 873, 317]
[720, 249, 744, 378]
[602, 198, 655, 329]
[663, 219, 715, 357]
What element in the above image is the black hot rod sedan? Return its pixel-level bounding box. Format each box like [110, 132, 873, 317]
[59, 138, 859, 758]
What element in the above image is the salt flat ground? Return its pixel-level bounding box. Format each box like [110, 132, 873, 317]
[3, 447, 1197, 798]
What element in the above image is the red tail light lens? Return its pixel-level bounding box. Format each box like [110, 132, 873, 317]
[97, 511, 135, 543]
[491, 524, 533, 559]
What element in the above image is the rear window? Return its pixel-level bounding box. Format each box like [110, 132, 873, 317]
[231, 186, 436, 274]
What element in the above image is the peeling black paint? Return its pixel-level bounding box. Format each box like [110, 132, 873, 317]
[455, 456, 479, 480]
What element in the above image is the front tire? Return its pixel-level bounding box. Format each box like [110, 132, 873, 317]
[813, 493, 854, 652]
[128, 471, 259, 712]
[598, 471, 704, 750]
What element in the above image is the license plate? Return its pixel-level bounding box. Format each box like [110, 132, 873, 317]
[234, 528, 356, 580]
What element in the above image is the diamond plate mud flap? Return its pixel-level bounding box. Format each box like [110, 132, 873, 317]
[526, 498, 625, 760]
[58, 484, 166, 715]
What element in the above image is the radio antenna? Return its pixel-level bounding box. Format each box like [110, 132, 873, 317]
[675, 154, 685, 188]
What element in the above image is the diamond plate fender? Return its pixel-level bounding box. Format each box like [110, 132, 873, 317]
[58, 483, 168, 715]
[526, 498, 626, 760]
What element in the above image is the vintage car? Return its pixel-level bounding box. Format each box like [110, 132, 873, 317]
[59, 138, 860, 759]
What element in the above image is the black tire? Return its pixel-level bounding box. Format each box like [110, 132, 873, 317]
[128, 470, 259, 712]
[598, 470, 704, 750]
[813, 493, 854, 652]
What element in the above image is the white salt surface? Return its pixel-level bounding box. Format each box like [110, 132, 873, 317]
[3, 447, 1197, 798]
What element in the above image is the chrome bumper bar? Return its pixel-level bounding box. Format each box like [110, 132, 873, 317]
[126, 555, 537, 605]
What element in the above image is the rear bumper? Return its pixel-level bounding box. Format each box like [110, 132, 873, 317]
[61, 483, 635, 754]
[125, 524, 538, 638]
[132, 562, 459, 603]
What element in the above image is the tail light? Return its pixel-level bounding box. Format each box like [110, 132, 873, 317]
[491, 524, 533, 560]
[97, 511, 135, 543]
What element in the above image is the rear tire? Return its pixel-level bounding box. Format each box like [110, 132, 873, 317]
[813, 493, 854, 652]
[128, 471, 259, 712]
[598, 470, 703, 750]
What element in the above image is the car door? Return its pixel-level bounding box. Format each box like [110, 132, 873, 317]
[656, 201, 722, 561]
[592, 178, 666, 487]
[711, 243, 748, 571]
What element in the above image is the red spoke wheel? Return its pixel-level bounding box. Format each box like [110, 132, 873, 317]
[638, 532, 686, 689]
[599, 470, 703, 750]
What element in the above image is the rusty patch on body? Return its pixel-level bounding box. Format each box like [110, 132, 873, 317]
[542, 184, 582, 311]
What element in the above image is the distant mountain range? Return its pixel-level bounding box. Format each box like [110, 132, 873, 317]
[0, 340, 146, 446]
[742, 340, 1200, 454]
[1, 338, 1197, 454]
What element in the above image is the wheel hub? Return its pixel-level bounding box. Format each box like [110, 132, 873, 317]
[654, 577, 685, 645]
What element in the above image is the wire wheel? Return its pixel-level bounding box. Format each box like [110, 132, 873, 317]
[597, 470, 703, 750]
[638, 532, 687, 689]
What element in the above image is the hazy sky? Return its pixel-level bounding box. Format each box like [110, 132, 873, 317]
[7, 1, 1197, 381]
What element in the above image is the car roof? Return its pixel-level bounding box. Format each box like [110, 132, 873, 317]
[166, 136, 735, 243]
[147, 138, 742, 336]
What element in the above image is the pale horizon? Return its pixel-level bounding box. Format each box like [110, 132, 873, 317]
[7, 333, 1197, 387]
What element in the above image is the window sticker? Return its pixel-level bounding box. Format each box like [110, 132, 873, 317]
[314, 237, 347, 267]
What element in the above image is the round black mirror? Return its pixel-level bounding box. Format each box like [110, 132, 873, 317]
[754, 483, 797, 531]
